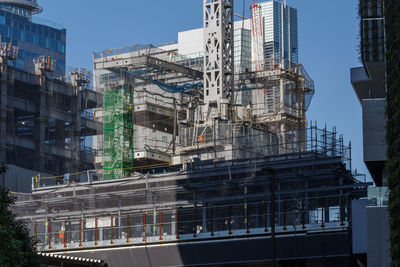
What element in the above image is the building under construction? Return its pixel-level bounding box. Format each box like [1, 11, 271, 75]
[0, 42, 102, 192]
[12, 0, 371, 266]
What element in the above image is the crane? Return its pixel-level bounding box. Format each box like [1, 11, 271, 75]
[250, 0, 264, 71]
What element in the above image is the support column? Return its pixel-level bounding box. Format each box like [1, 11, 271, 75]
[70, 85, 81, 178]
[305, 181, 309, 224]
[202, 204, 207, 233]
[171, 210, 176, 236]
[277, 183, 282, 225]
[339, 176, 345, 224]
[38, 75, 47, 172]
[153, 207, 157, 236]
[324, 198, 330, 223]
[244, 184, 248, 229]
[203, 0, 234, 120]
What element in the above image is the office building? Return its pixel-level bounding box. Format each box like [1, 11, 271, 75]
[0, 1, 99, 193]
[252, 0, 298, 70]
[350, 0, 390, 266]
[0, 0, 66, 75]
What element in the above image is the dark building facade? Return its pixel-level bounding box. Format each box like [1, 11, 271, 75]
[351, 0, 386, 186]
[350, 0, 390, 266]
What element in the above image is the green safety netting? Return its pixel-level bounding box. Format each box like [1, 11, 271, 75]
[103, 86, 134, 179]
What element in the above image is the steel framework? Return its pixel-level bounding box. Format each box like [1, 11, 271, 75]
[203, 0, 234, 120]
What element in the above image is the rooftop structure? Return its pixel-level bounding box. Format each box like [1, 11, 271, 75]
[0, 0, 42, 14]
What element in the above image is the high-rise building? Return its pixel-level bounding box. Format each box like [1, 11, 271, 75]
[350, 0, 390, 266]
[351, 0, 386, 186]
[0, 0, 66, 75]
[0, 1, 98, 193]
[257, 0, 298, 65]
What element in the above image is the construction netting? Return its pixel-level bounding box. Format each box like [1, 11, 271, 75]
[103, 85, 134, 179]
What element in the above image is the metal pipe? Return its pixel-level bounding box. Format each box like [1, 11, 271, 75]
[94, 218, 98, 246]
[127, 216, 130, 243]
[63, 221, 67, 248]
[48, 221, 52, 250]
[159, 212, 163, 241]
[264, 201, 268, 232]
[79, 219, 82, 247]
[110, 216, 114, 245]
[321, 198, 325, 228]
[143, 213, 147, 242]
[283, 201, 287, 231]
[34, 223, 37, 245]
[210, 207, 215, 237]
[176, 210, 180, 239]
[340, 195, 345, 226]
[269, 168, 276, 267]
[193, 208, 198, 238]
[228, 205, 232, 235]
[246, 203, 250, 234]
[301, 199, 306, 229]
[173, 98, 177, 155]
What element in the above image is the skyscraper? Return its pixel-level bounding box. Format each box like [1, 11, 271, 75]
[0, 0, 66, 75]
[252, 0, 298, 69]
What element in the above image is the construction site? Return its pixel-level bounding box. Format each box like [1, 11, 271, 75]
[0, 41, 102, 192]
[10, 0, 371, 266]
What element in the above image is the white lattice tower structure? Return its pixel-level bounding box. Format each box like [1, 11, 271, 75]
[203, 0, 234, 121]
[250, 0, 264, 72]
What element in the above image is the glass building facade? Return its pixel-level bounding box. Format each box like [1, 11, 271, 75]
[233, 27, 252, 105]
[260, 0, 298, 64]
[234, 28, 252, 73]
[0, 1, 66, 75]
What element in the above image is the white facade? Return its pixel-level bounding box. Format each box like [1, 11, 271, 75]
[177, 20, 251, 58]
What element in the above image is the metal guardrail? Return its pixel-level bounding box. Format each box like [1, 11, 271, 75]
[27, 198, 350, 251]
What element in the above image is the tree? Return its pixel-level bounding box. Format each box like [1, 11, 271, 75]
[0, 164, 38, 267]
[385, 0, 400, 265]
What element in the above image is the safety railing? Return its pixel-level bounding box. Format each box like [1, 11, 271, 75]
[27, 196, 350, 251]
[31, 125, 354, 188]
[93, 45, 165, 60]
[179, 124, 351, 163]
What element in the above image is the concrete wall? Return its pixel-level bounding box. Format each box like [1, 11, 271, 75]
[367, 206, 391, 267]
[362, 99, 387, 162]
[178, 20, 251, 56]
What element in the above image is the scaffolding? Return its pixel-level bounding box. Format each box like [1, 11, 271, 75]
[12, 129, 369, 252]
[103, 77, 134, 179]
[28, 125, 356, 186]
[9, 1, 372, 263]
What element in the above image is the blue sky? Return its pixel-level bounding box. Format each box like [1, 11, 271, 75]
[38, 0, 369, 181]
